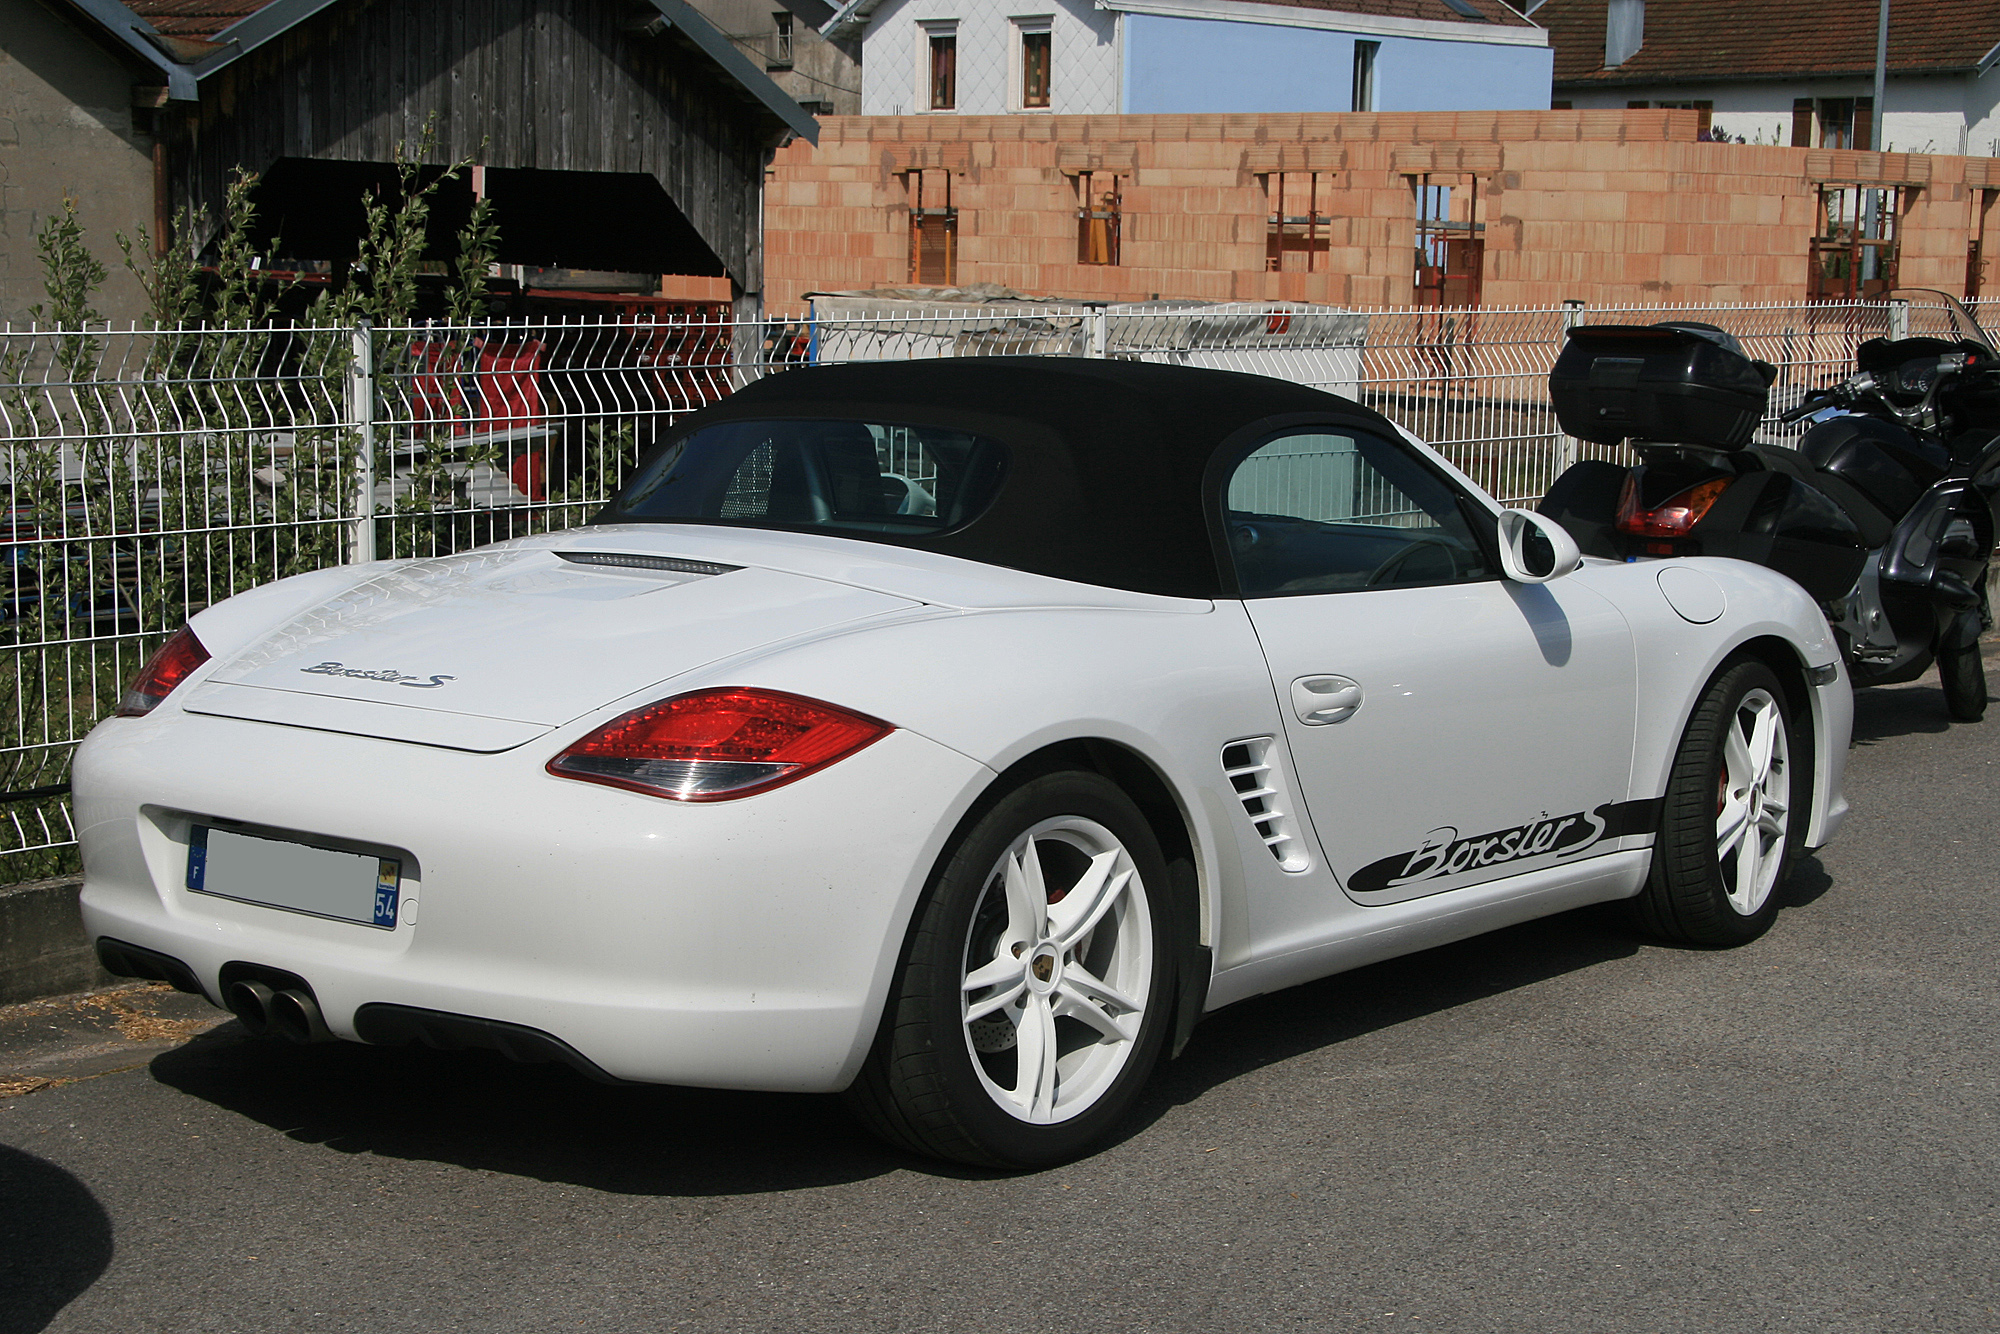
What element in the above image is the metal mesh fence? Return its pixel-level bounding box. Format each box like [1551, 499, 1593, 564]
[0, 294, 1981, 869]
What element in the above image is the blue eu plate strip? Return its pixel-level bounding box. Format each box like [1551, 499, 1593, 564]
[185, 825, 209, 891]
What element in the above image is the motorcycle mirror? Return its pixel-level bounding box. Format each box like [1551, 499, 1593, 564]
[1497, 509, 1582, 584]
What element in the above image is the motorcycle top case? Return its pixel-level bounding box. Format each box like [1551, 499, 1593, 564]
[1551, 324, 1774, 449]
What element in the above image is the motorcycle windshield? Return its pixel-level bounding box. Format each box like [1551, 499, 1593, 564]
[1887, 288, 1996, 352]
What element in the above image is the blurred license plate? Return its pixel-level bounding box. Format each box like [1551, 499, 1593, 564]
[186, 825, 401, 930]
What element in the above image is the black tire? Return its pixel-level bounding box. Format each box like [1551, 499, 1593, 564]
[1631, 658, 1805, 947]
[844, 771, 1175, 1169]
[1939, 615, 1988, 722]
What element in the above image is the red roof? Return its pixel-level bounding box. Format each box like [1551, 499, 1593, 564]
[126, 1, 283, 41]
[1539, 0, 2000, 86]
[1229, 0, 1538, 29]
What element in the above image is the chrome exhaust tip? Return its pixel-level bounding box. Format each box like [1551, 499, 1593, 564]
[225, 979, 275, 1036]
[267, 988, 334, 1044]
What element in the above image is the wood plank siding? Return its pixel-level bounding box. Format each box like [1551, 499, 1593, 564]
[170, 0, 771, 289]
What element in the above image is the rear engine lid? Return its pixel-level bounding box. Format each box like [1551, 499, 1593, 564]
[183, 546, 918, 748]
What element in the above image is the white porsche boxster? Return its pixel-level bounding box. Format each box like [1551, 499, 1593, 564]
[76, 359, 1850, 1168]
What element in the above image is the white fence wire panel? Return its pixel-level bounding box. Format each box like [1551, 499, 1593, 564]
[0, 295, 1978, 867]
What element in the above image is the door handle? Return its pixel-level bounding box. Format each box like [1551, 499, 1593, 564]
[1291, 675, 1363, 725]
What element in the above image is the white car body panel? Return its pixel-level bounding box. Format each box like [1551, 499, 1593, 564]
[75, 378, 1854, 1098]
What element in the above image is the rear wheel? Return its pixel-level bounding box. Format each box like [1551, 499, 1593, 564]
[844, 771, 1174, 1169]
[1939, 613, 1988, 722]
[1632, 659, 1804, 947]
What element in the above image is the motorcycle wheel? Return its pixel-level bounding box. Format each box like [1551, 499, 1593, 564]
[1939, 616, 1988, 722]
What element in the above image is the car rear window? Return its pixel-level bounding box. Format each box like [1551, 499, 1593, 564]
[608, 419, 1008, 536]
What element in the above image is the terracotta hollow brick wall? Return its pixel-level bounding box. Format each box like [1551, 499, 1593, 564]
[766, 111, 1998, 313]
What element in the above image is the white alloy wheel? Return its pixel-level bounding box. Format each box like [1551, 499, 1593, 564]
[1715, 686, 1790, 917]
[1633, 658, 1804, 947]
[844, 770, 1176, 1168]
[960, 815, 1154, 1125]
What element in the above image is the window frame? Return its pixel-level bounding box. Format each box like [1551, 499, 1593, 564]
[922, 22, 958, 112]
[1012, 17, 1054, 111]
[769, 11, 793, 70]
[1205, 417, 1503, 600]
[1351, 40, 1378, 114]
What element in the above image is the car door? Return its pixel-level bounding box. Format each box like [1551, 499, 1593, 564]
[1223, 426, 1640, 944]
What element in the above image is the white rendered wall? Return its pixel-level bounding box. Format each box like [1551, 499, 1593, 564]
[861, 0, 1121, 115]
[1566, 73, 2000, 155]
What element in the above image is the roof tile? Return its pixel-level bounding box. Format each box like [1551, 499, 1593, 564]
[126, 1, 284, 42]
[1539, 0, 2000, 85]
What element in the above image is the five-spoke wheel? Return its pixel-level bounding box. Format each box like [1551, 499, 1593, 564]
[846, 771, 1175, 1168]
[1633, 658, 1803, 946]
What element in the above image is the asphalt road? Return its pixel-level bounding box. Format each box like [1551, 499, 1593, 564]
[4, 666, 1997, 1334]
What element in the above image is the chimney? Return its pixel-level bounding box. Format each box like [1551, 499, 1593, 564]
[1605, 0, 1644, 67]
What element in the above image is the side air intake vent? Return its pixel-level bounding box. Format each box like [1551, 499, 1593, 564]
[555, 552, 740, 577]
[1220, 737, 1310, 873]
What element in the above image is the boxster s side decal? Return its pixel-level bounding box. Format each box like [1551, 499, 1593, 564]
[1349, 799, 1663, 894]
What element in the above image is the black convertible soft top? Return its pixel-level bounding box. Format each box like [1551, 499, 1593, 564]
[605, 357, 1402, 599]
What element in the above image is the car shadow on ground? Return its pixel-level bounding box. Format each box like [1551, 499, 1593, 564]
[146, 857, 1835, 1191]
[1850, 681, 1957, 746]
[0, 1144, 113, 1334]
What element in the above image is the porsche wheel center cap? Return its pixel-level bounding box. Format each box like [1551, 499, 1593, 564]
[1027, 945, 1062, 992]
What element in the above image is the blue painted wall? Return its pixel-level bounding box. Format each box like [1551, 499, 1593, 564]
[1121, 14, 1554, 114]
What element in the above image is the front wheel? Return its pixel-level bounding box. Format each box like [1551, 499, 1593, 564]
[1631, 659, 1805, 947]
[1939, 612, 1988, 722]
[844, 771, 1175, 1169]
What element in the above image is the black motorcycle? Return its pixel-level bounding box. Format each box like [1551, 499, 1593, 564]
[1540, 289, 2000, 720]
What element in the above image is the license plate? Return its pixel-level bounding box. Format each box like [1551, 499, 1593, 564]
[187, 825, 401, 930]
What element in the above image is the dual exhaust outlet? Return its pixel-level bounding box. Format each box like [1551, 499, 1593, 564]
[226, 978, 333, 1044]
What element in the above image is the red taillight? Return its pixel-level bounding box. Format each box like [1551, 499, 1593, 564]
[115, 626, 210, 717]
[1615, 473, 1731, 539]
[547, 687, 892, 802]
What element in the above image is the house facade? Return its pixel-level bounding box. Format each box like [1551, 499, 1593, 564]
[826, 0, 1553, 117]
[1537, 0, 2000, 156]
[688, 0, 863, 114]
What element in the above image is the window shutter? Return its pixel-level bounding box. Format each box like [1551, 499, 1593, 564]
[1792, 99, 1815, 148]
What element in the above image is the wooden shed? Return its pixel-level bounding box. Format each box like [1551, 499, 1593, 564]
[53, 0, 818, 314]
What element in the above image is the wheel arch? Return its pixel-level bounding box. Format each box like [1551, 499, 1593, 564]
[980, 738, 1214, 1057]
[1712, 632, 1834, 847]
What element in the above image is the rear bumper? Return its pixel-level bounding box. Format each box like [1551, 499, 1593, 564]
[75, 708, 992, 1092]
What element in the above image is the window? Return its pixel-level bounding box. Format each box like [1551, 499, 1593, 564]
[1075, 172, 1121, 265]
[1223, 431, 1493, 597]
[1351, 40, 1378, 114]
[1017, 21, 1051, 109]
[1412, 175, 1483, 307]
[927, 27, 957, 110]
[905, 170, 957, 284]
[1264, 172, 1334, 272]
[611, 419, 1008, 537]
[1793, 98, 1874, 150]
[1653, 99, 1714, 136]
[769, 12, 792, 69]
[1810, 184, 1903, 301]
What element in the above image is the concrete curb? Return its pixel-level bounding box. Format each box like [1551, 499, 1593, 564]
[0, 876, 113, 1006]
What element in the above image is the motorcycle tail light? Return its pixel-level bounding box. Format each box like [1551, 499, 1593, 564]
[115, 626, 211, 717]
[547, 687, 892, 802]
[1616, 473, 1731, 539]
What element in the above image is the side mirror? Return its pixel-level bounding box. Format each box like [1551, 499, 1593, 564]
[1497, 508, 1582, 584]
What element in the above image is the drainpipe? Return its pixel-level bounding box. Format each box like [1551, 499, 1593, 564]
[1872, 0, 1889, 152]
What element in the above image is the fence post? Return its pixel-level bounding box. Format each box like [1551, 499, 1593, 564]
[347, 319, 377, 565]
[1556, 299, 1587, 473]
[1887, 296, 1910, 342]
[1087, 306, 1109, 359]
